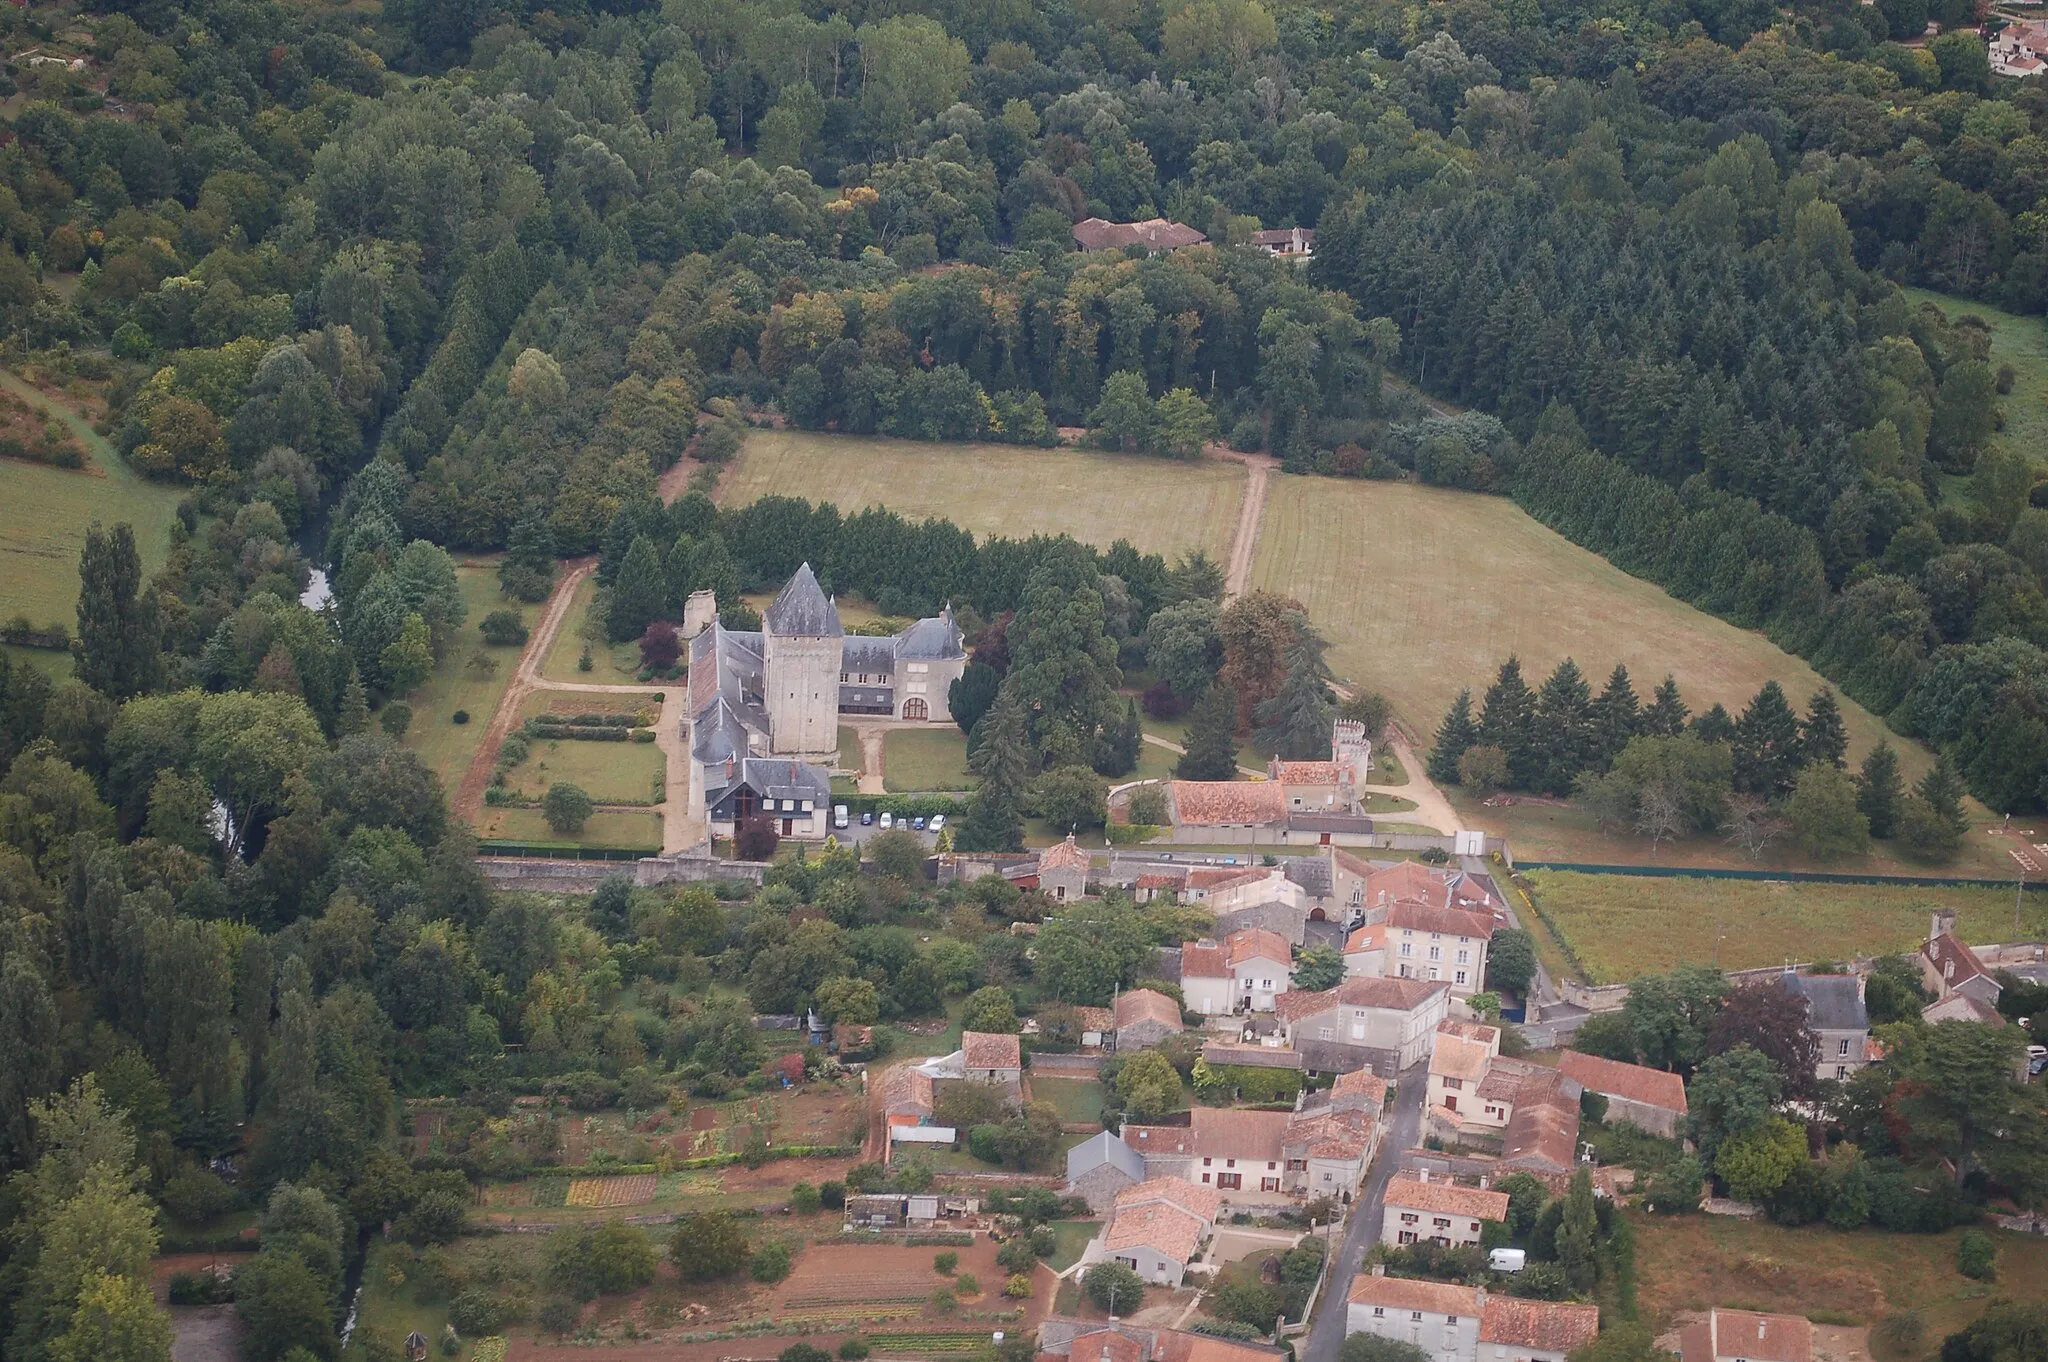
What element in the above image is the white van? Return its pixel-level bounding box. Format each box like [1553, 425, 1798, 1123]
[833, 805, 849, 830]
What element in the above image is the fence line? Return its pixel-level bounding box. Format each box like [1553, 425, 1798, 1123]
[1516, 860, 2043, 892]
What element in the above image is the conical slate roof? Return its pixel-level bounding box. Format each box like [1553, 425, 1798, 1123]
[764, 562, 842, 637]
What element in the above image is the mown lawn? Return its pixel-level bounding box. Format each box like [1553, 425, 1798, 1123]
[1030, 1077, 1104, 1125]
[400, 558, 521, 797]
[474, 805, 662, 850]
[720, 429, 1247, 562]
[884, 727, 975, 791]
[503, 735, 666, 806]
[540, 571, 645, 685]
[1526, 869, 2048, 983]
[1633, 1210, 2048, 1349]
[1048, 1220, 1100, 1271]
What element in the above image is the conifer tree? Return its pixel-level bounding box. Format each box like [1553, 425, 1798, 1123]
[1691, 703, 1735, 745]
[1857, 739, 1903, 839]
[498, 507, 556, 603]
[608, 535, 667, 643]
[1733, 681, 1802, 796]
[1177, 683, 1240, 781]
[1094, 698, 1143, 777]
[1428, 689, 1477, 785]
[1555, 1167, 1599, 1292]
[1254, 614, 1335, 760]
[1587, 663, 1642, 770]
[73, 523, 162, 700]
[1643, 674, 1689, 737]
[1916, 754, 1969, 832]
[688, 535, 743, 610]
[1799, 688, 1848, 770]
[1533, 657, 1594, 793]
[960, 692, 1029, 852]
[336, 667, 370, 737]
[1478, 657, 1540, 790]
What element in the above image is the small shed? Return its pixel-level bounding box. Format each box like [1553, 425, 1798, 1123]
[404, 1331, 429, 1362]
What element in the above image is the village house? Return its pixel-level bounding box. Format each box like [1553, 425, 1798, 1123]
[1381, 1173, 1509, 1248]
[1920, 910, 2005, 1023]
[1066, 1129, 1147, 1210]
[1332, 854, 1500, 930]
[1071, 217, 1209, 253]
[1184, 928, 1294, 1013]
[1076, 1005, 1117, 1048]
[1111, 1094, 1380, 1203]
[1679, 1309, 1813, 1362]
[1556, 1050, 1688, 1140]
[1343, 921, 1386, 978]
[1428, 1019, 1512, 1133]
[1386, 898, 1496, 998]
[1283, 1070, 1387, 1199]
[1275, 976, 1452, 1076]
[1780, 970, 1871, 1083]
[1099, 1178, 1223, 1287]
[1179, 939, 1235, 1017]
[1039, 834, 1092, 903]
[881, 1067, 954, 1159]
[1498, 1067, 1584, 1181]
[1114, 988, 1186, 1050]
[1425, 1020, 1585, 1176]
[1198, 867, 1314, 943]
[1120, 1107, 1293, 1200]
[1250, 226, 1315, 258]
[1347, 1272, 1599, 1362]
[1036, 1319, 1289, 1362]
[962, 1030, 1023, 1084]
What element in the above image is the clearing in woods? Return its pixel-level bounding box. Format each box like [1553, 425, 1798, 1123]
[1251, 477, 1919, 776]
[0, 368, 184, 631]
[719, 429, 1246, 562]
[1902, 287, 2048, 482]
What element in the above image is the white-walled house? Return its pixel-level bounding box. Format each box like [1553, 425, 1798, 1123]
[1381, 1174, 1508, 1248]
[1100, 1179, 1222, 1287]
[1347, 1273, 1598, 1362]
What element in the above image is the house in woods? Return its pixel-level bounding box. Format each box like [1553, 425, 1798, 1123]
[1114, 988, 1186, 1050]
[1920, 910, 2005, 1023]
[1067, 1129, 1147, 1210]
[1679, 1309, 1813, 1362]
[1100, 1178, 1223, 1286]
[1250, 226, 1315, 258]
[1556, 1050, 1688, 1139]
[1274, 976, 1452, 1076]
[962, 1030, 1023, 1084]
[1071, 217, 1208, 253]
[1779, 970, 1871, 1083]
[1346, 1273, 1597, 1362]
[1039, 834, 1092, 902]
[1381, 1173, 1508, 1248]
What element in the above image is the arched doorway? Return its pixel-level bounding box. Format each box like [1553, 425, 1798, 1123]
[902, 697, 928, 721]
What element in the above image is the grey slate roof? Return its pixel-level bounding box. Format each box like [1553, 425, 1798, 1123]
[842, 636, 897, 673]
[691, 696, 752, 765]
[896, 605, 965, 660]
[1783, 973, 1868, 1031]
[738, 757, 830, 804]
[1285, 855, 1333, 900]
[764, 562, 842, 637]
[1066, 1128, 1145, 1183]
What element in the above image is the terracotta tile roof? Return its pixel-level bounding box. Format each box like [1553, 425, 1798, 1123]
[1136, 871, 1186, 890]
[1431, 1031, 1496, 1083]
[1274, 761, 1341, 785]
[1120, 1124, 1196, 1157]
[1476, 1056, 1539, 1103]
[1115, 1176, 1222, 1221]
[1202, 1042, 1303, 1070]
[1502, 1069, 1582, 1172]
[1115, 989, 1185, 1033]
[1689, 1310, 1813, 1362]
[1347, 1275, 1483, 1314]
[1202, 867, 1279, 893]
[1181, 941, 1230, 979]
[884, 1067, 933, 1116]
[1104, 1199, 1208, 1264]
[1227, 929, 1292, 968]
[1383, 1175, 1509, 1221]
[1152, 1333, 1289, 1362]
[1480, 1298, 1601, 1353]
[1345, 923, 1385, 952]
[1189, 1106, 1291, 1161]
[1187, 867, 1251, 889]
[1438, 1018, 1499, 1043]
[1284, 1108, 1374, 1160]
[1076, 1006, 1116, 1035]
[1040, 834, 1092, 874]
[1924, 931, 1995, 991]
[1171, 781, 1288, 826]
[1072, 217, 1208, 252]
[1277, 976, 1449, 1023]
[1066, 1333, 1144, 1362]
[1366, 860, 1441, 902]
[963, 1031, 1022, 1070]
[1331, 1069, 1389, 1107]
[1557, 1050, 1689, 1115]
[1387, 901, 1496, 939]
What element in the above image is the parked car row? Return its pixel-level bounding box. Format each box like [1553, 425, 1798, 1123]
[829, 805, 944, 835]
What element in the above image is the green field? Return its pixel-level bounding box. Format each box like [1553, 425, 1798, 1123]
[0, 368, 184, 631]
[1903, 287, 2048, 482]
[883, 727, 975, 791]
[1030, 1076, 1105, 1125]
[503, 734, 665, 805]
[1253, 476, 1921, 779]
[1526, 869, 2048, 983]
[720, 430, 1246, 561]
[541, 572, 646, 685]
[474, 805, 662, 849]
[399, 559, 522, 796]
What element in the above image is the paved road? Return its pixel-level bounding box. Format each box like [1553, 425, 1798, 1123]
[1303, 1059, 1428, 1362]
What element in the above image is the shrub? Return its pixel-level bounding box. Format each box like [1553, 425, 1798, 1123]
[453, 710, 470, 724]
[820, 1181, 846, 1209]
[168, 1271, 232, 1305]
[1004, 1273, 1032, 1299]
[955, 1273, 980, 1296]
[790, 1183, 821, 1213]
[996, 1237, 1038, 1275]
[578, 647, 593, 672]
[538, 1298, 580, 1335]
[781, 1345, 833, 1362]
[450, 1289, 509, 1334]
[930, 1286, 957, 1314]
[1958, 1229, 1996, 1280]
[380, 702, 413, 737]
[160, 1167, 236, 1224]
[839, 1339, 872, 1360]
[735, 815, 780, 861]
[640, 620, 682, 671]
[1083, 1262, 1144, 1313]
[752, 1242, 793, 1283]
[933, 1251, 959, 1275]
[480, 610, 529, 646]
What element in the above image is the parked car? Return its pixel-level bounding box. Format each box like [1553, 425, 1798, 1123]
[928, 814, 946, 832]
[833, 805, 849, 830]
[879, 812, 893, 829]
[860, 811, 874, 826]
[911, 816, 926, 830]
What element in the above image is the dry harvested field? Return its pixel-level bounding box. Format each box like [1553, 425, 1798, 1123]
[1251, 477, 1918, 775]
[720, 430, 1245, 561]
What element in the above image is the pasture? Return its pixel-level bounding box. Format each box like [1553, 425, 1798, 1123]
[1251, 477, 1918, 776]
[1524, 869, 2047, 983]
[719, 430, 1245, 561]
[0, 368, 183, 631]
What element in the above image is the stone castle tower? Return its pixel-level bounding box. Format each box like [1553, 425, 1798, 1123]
[762, 562, 842, 756]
